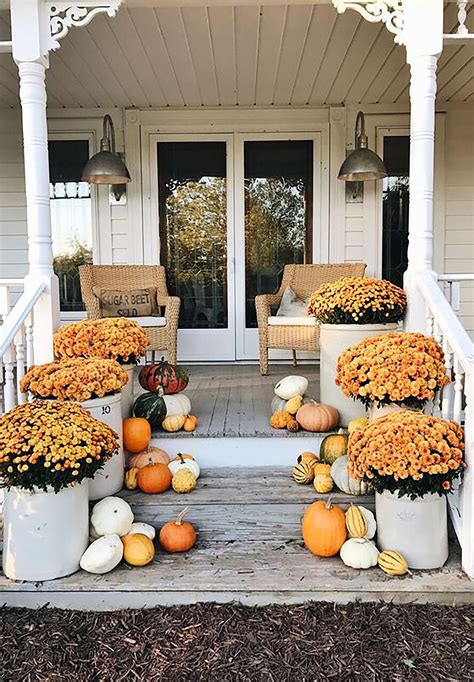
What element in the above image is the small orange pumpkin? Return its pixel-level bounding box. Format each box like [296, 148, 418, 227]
[123, 418, 151, 453]
[137, 462, 172, 494]
[128, 446, 170, 469]
[296, 401, 339, 432]
[183, 415, 198, 432]
[159, 508, 196, 553]
[302, 497, 347, 557]
[270, 411, 293, 429]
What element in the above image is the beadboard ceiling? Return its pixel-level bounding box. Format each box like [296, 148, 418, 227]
[0, 2, 472, 109]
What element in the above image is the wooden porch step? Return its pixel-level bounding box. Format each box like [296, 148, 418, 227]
[0, 536, 471, 610]
[120, 467, 374, 541]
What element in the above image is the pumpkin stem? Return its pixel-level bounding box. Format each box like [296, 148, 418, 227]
[176, 507, 189, 526]
[325, 497, 333, 510]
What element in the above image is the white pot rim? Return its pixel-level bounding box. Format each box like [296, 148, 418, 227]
[5, 479, 88, 496]
[376, 489, 445, 503]
[319, 322, 401, 331]
[81, 392, 122, 408]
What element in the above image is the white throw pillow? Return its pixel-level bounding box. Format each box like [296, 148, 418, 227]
[276, 286, 308, 317]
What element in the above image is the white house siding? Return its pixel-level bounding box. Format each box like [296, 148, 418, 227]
[444, 107, 474, 337]
[0, 109, 27, 281]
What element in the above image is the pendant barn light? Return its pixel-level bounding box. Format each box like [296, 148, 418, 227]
[338, 111, 387, 182]
[82, 114, 131, 185]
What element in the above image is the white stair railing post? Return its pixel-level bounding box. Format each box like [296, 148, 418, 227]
[403, 0, 444, 332]
[11, 0, 60, 366]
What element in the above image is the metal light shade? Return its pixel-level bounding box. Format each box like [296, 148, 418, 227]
[82, 114, 131, 185]
[338, 111, 387, 182]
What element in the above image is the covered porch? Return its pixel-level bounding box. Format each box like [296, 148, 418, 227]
[0, 0, 473, 600]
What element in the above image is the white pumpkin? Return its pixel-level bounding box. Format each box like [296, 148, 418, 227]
[168, 454, 200, 479]
[274, 375, 309, 400]
[340, 538, 379, 569]
[164, 393, 191, 417]
[128, 522, 156, 540]
[90, 496, 134, 538]
[331, 456, 371, 496]
[80, 534, 123, 574]
[358, 505, 377, 539]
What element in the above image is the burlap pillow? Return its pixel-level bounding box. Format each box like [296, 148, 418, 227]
[92, 287, 159, 318]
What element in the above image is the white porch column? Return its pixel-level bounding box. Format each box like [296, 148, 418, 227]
[403, 0, 444, 331]
[11, 0, 60, 364]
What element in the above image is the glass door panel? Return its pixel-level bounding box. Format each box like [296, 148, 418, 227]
[153, 136, 235, 362]
[382, 135, 410, 288]
[158, 142, 228, 329]
[244, 140, 313, 328]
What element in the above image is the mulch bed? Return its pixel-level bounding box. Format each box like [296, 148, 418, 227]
[1, 602, 472, 681]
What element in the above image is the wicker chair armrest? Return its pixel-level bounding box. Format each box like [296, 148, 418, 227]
[255, 294, 279, 329]
[162, 296, 181, 330]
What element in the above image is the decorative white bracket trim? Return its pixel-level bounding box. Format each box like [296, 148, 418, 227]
[46, 1, 122, 52]
[332, 1, 405, 44]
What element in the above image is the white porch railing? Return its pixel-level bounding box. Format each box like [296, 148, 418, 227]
[437, 274, 474, 315]
[417, 271, 474, 578]
[0, 281, 46, 413]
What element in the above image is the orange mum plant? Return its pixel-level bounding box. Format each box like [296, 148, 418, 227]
[0, 402, 118, 492]
[348, 411, 464, 498]
[336, 332, 449, 410]
[20, 358, 128, 403]
[308, 277, 406, 325]
[54, 317, 149, 365]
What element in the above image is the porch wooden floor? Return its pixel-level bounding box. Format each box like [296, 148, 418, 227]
[1, 468, 472, 610]
[140, 364, 321, 439]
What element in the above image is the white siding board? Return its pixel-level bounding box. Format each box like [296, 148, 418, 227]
[234, 6, 260, 107]
[208, 7, 237, 106]
[109, 10, 167, 108]
[254, 5, 287, 106]
[273, 6, 312, 106]
[291, 4, 337, 105]
[156, 8, 202, 107]
[0, 193, 26, 207]
[130, 9, 184, 107]
[181, 8, 219, 107]
[309, 12, 360, 105]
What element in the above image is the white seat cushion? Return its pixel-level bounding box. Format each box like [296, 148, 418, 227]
[268, 316, 317, 326]
[131, 316, 167, 328]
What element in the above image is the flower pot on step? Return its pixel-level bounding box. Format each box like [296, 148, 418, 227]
[375, 490, 448, 569]
[3, 481, 89, 581]
[319, 323, 399, 427]
[81, 392, 124, 500]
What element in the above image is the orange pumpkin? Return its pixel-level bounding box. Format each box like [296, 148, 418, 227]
[183, 415, 198, 432]
[128, 446, 170, 469]
[302, 498, 347, 557]
[296, 401, 339, 432]
[137, 462, 172, 494]
[123, 418, 151, 453]
[159, 508, 196, 553]
[270, 411, 293, 429]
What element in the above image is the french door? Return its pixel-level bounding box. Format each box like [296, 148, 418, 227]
[146, 132, 322, 362]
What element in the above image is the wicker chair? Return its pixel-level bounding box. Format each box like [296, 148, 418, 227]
[255, 263, 367, 375]
[79, 265, 180, 364]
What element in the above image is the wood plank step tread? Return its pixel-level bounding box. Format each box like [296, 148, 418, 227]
[1, 539, 471, 608]
[119, 467, 373, 507]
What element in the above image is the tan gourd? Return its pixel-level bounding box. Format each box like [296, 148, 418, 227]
[378, 550, 411, 576]
[162, 414, 186, 432]
[313, 463, 333, 493]
[172, 468, 197, 493]
[285, 395, 303, 415]
[296, 401, 339, 432]
[124, 467, 139, 490]
[345, 504, 368, 538]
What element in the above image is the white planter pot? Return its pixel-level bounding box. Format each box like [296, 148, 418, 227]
[368, 403, 405, 421]
[81, 393, 124, 500]
[375, 490, 448, 569]
[3, 481, 89, 581]
[319, 323, 399, 427]
[121, 364, 135, 419]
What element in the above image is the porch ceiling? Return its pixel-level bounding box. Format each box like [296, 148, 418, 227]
[0, 3, 472, 109]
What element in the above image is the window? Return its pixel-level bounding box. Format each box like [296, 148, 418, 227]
[49, 139, 93, 312]
[382, 136, 410, 288]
